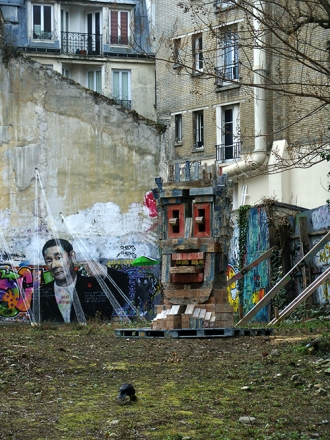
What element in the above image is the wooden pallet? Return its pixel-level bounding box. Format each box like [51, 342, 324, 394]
[114, 327, 274, 339]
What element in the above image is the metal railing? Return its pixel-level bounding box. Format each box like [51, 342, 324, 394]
[113, 99, 131, 109]
[215, 141, 241, 161]
[61, 31, 102, 55]
[110, 35, 129, 45]
[33, 31, 54, 40]
[215, 64, 239, 85]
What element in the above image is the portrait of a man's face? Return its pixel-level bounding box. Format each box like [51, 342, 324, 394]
[43, 245, 76, 286]
[37, 238, 130, 323]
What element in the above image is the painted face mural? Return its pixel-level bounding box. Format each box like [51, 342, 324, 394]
[43, 245, 76, 286]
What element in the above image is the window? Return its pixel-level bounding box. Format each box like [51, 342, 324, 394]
[1, 6, 19, 23]
[216, 104, 240, 161]
[62, 68, 71, 78]
[112, 70, 131, 109]
[61, 9, 69, 33]
[216, 28, 239, 85]
[88, 70, 102, 94]
[173, 38, 182, 68]
[87, 12, 101, 55]
[193, 110, 204, 150]
[32, 4, 53, 40]
[175, 114, 182, 144]
[193, 34, 203, 72]
[110, 10, 130, 45]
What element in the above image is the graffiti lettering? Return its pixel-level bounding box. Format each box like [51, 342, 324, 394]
[116, 245, 137, 259]
[318, 243, 330, 265]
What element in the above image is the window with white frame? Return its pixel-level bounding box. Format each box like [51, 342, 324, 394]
[110, 10, 130, 45]
[32, 4, 53, 40]
[216, 104, 240, 161]
[193, 34, 203, 73]
[173, 38, 182, 68]
[193, 110, 204, 150]
[216, 27, 239, 85]
[112, 70, 131, 109]
[62, 67, 71, 78]
[88, 69, 102, 94]
[174, 114, 183, 144]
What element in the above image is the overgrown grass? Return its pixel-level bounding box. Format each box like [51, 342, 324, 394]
[0, 320, 329, 439]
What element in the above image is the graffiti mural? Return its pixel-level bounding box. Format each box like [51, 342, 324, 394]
[0, 266, 34, 320]
[226, 264, 239, 311]
[0, 238, 161, 323]
[312, 237, 330, 304]
[0, 262, 160, 322]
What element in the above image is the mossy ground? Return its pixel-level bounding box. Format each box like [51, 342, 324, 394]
[0, 320, 329, 440]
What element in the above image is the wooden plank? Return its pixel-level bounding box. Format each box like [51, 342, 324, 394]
[269, 267, 330, 325]
[163, 180, 213, 189]
[189, 187, 215, 196]
[194, 195, 214, 203]
[170, 266, 204, 274]
[172, 252, 204, 260]
[160, 189, 188, 198]
[170, 273, 204, 283]
[235, 230, 330, 327]
[226, 246, 277, 287]
[299, 216, 312, 303]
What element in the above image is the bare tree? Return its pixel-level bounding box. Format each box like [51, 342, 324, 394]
[136, 0, 330, 175]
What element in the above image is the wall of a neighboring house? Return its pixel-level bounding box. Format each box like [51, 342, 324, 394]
[155, 1, 257, 161]
[30, 55, 156, 120]
[0, 0, 157, 121]
[0, 54, 162, 262]
[155, 0, 330, 211]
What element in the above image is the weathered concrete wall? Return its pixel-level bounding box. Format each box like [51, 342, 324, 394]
[0, 53, 163, 262]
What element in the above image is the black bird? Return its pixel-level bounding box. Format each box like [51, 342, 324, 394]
[117, 383, 137, 402]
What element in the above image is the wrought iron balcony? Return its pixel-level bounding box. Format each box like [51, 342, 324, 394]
[215, 142, 241, 161]
[215, 64, 239, 86]
[61, 31, 102, 55]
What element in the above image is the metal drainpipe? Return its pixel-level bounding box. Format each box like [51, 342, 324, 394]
[223, 0, 268, 179]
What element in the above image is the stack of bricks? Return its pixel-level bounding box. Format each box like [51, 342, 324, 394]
[151, 300, 233, 330]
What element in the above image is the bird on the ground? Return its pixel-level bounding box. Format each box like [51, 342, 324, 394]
[117, 383, 137, 402]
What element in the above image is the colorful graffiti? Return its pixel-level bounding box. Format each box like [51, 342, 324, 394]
[243, 207, 270, 322]
[0, 266, 34, 319]
[0, 261, 160, 322]
[226, 264, 239, 311]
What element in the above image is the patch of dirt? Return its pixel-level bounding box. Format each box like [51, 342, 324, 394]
[0, 322, 329, 440]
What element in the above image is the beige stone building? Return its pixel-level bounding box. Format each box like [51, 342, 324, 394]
[0, 0, 157, 120]
[155, 0, 330, 210]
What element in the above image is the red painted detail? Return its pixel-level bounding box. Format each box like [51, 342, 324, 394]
[171, 273, 204, 283]
[172, 252, 204, 260]
[144, 191, 158, 218]
[193, 203, 211, 237]
[167, 204, 185, 238]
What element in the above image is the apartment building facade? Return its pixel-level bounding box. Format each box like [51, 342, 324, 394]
[155, 0, 330, 210]
[0, 0, 157, 120]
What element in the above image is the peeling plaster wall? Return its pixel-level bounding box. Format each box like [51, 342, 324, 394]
[0, 55, 163, 264]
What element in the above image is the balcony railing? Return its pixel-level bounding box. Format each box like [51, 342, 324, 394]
[61, 31, 102, 55]
[215, 142, 241, 161]
[110, 35, 129, 45]
[215, 64, 239, 86]
[113, 99, 131, 109]
[33, 31, 54, 40]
